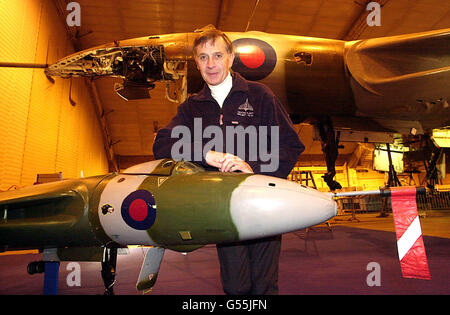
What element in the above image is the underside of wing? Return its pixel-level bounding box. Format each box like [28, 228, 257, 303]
[345, 28, 450, 95]
[345, 28, 450, 130]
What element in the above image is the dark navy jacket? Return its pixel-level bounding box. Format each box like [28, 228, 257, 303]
[153, 72, 305, 179]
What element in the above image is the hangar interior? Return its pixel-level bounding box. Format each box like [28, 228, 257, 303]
[0, 0, 449, 295]
[0, 0, 449, 192]
[1, 0, 449, 193]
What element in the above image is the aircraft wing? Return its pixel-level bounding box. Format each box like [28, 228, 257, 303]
[0, 180, 79, 206]
[0, 179, 91, 249]
[345, 28, 450, 95]
[345, 29, 450, 130]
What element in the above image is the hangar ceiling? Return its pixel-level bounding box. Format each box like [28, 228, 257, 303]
[52, 0, 450, 170]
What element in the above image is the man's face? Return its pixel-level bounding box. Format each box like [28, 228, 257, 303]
[194, 37, 235, 86]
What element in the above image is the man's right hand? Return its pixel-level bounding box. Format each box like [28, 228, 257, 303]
[205, 151, 253, 174]
[205, 150, 227, 169]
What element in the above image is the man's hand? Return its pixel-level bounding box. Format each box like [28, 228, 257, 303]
[205, 151, 253, 173]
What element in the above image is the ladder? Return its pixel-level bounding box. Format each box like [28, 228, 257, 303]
[291, 170, 317, 189]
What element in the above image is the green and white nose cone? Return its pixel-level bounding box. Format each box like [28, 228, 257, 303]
[230, 175, 338, 241]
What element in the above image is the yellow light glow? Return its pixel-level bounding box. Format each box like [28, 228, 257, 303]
[202, 178, 223, 182]
[432, 129, 450, 148]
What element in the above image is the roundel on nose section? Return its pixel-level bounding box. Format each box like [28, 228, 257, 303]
[121, 190, 156, 230]
[232, 38, 277, 81]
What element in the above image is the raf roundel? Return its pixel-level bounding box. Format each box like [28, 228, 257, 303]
[121, 190, 157, 230]
[232, 38, 277, 81]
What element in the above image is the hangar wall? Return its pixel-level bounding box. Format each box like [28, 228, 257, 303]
[0, 0, 109, 190]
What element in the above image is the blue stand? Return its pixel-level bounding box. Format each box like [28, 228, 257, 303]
[43, 262, 60, 295]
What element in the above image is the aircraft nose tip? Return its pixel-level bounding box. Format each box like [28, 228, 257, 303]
[230, 175, 338, 241]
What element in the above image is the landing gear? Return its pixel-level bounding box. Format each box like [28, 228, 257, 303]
[318, 117, 342, 191]
[378, 143, 401, 217]
[423, 142, 444, 189]
[101, 247, 118, 295]
[386, 143, 401, 187]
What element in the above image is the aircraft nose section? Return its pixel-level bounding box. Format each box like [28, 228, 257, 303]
[230, 175, 337, 241]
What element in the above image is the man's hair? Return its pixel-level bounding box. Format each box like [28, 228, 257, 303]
[193, 28, 233, 56]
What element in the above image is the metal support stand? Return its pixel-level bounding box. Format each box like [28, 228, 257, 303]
[27, 249, 60, 295]
[334, 196, 360, 223]
[347, 197, 360, 222]
[386, 143, 401, 187]
[101, 247, 118, 295]
[378, 143, 401, 217]
[423, 147, 444, 189]
[43, 262, 60, 295]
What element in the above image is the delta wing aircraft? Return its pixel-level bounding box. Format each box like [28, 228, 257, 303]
[45, 25, 450, 189]
[0, 159, 338, 293]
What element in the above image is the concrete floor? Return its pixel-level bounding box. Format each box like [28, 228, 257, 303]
[0, 211, 449, 296]
[332, 210, 450, 238]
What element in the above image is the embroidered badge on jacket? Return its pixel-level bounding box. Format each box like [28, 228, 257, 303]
[237, 98, 254, 117]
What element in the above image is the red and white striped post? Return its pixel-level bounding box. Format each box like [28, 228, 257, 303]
[390, 186, 431, 280]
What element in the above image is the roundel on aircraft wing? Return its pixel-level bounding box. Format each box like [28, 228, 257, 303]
[121, 190, 156, 230]
[232, 38, 277, 81]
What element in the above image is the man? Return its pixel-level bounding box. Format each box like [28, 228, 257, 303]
[153, 28, 304, 294]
